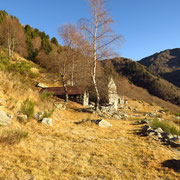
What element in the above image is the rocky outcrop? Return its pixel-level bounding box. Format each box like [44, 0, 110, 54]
[140, 122, 180, 148]
[0, 110, 11, 125]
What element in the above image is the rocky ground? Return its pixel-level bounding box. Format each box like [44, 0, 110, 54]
[0, 94, 179, 179]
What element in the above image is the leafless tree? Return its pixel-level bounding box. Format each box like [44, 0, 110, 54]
[79, 0, 122, 110]
[0, 16, 27, 57]
[57, 24, 86, 103]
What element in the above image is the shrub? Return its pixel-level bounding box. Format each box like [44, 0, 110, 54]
[40, 90, 53, 101]
[21, 99, 35, 118]
[42, 110, 52, 118]
[0, 56, 37, 78]
[150, 118, 180, 135]
[0, 129, 28, 145]
[175, 113, 180, 117]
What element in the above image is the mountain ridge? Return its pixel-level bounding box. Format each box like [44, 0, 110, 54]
[139, 48, 180, 87]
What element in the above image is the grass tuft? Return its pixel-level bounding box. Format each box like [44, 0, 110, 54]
[40, 90, 53, 101]
[21, 99, 35, 118]
[150, 118, 180, 135]
[0, 129, 28, 145]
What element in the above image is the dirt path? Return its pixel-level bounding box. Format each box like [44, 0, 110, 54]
[0, 108, 179, 179]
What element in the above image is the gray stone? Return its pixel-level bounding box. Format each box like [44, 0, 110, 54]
[145, 112, 156, 117]
[98, 120, 112, 127]
[170, 136, 180, 142]
[113, 114, 122, 119]
[0, 110, 11, 125]
[91, 119, 112, 128]
[157, 133, 162, 139]
[34, 112, 43, 120]
[167, 134, 174, 140]
[159, 110, 166, 114]
[154, 127, 163, 133]
[17, 114, 27, 123]
[41, 118, 52, 126]
[148, 132, 155, 136]
[168, 141, 180, 148]
[175, 116, 180, 120]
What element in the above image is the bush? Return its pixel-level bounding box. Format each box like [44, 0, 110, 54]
[0, 56, 37, 78]
[150, 118, 180, 135]
[21, 99, 35, 118]
[42, 110, 53, 118]
[0, 129, 28, 145]
[175, 113, 180, 117]
[40, 90, 53, 100]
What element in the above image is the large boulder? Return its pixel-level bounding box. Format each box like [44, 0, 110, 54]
[0, 110, 11, 125]
[91, 119, 112, 128]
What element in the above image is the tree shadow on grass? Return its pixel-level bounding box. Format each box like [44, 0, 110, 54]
[162, 159, 180, 172]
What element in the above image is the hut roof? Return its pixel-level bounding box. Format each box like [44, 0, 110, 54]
[41, 86, 87, 96]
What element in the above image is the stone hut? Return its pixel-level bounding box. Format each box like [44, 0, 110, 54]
[108, 77, 123, 110]
[41, 86, 89, 106]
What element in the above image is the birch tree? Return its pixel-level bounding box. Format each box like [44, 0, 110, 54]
[57, 24, 88, 104]
[79, 0, 122, 110]
[0, 16, 27, 57]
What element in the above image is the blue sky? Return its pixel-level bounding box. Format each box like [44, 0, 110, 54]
[0, 0, 180, 60]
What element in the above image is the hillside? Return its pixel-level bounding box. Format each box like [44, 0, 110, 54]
[0, 50, 180, 179]
[139, 48, 180, 88]
[102, 58, 180, 107]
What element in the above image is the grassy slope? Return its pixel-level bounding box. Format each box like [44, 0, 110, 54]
[0, 51, 180, 179]
[0, 104, 179, 179]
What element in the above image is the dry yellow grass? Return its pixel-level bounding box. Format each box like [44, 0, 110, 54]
[0, 52, 179, 179]
[0, 103, 179, 179]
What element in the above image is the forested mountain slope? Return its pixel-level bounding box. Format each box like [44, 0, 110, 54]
[139, 48, 180, 88]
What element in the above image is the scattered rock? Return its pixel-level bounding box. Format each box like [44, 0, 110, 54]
[154, 127, 163, 133]
[159, 110, 166, 114]
[141, 125, 180, 149]
[17, 114, 27, 123]
[0, 110, 11, 125]
[91, 119, 112, 128]
[175, 116, 180, 120]
[145, 112, 156, 117]
[34, 112, 44, 121]
[41, 118, 52, 126]
[113, 114, 122, 120]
